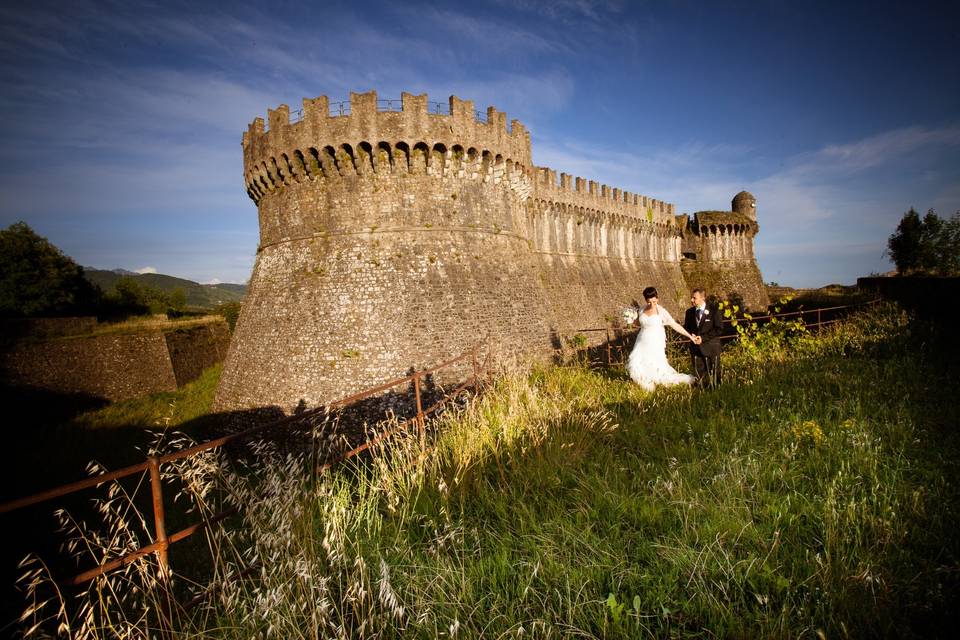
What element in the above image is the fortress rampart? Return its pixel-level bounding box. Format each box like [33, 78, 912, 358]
[214, 90, 767, 413]
[1, 318, 230, 402]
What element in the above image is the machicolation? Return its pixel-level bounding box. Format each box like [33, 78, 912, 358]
[215, 91, 768, 413]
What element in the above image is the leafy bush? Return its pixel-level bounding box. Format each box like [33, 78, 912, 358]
[213, 301, 242, 331]
[720, 296, 808, 362]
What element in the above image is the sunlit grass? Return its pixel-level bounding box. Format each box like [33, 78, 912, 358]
[20, 304, 960, 638]
[69, 363, 221, 431]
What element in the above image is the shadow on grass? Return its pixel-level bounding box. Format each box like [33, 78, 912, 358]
[0, 370, 480, 634]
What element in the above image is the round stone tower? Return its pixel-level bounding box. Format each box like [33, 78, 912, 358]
[214, 91, 554, 413]
[732, 190, 757, 221]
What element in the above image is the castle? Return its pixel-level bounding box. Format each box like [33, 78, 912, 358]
[213, 91, 767, 413]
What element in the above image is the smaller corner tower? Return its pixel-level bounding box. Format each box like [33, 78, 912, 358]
[732, 191, 757, 221]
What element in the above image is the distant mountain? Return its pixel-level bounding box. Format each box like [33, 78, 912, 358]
[83, 268, 246, 308]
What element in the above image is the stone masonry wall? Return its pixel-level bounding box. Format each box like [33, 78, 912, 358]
[1, 319, 232, 402]
[215, 90, 767, 414]
[217, 101, 555, 411]
[165, 322, 232, 387]
[1, 333, 178, 401]
[678, 212, 768, 309]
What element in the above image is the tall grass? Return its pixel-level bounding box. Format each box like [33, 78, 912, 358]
[18, 304, 960, 637]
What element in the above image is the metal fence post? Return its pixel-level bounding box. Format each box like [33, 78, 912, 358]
[147, 457, 170, 580]
[817, 307, 822, 328]
[148, 456, 173, 635]
[472, 345, 479, 382]
[413, 371, 424, 444]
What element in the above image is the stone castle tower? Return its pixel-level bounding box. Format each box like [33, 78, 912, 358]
[214, 91, 767, 413]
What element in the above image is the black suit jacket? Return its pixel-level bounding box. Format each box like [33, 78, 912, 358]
[683, 304, 723, 358]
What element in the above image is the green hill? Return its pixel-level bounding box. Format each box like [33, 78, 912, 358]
[84, 269, 246, 309]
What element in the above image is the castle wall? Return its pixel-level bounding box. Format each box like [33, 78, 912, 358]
[217, 90, 768, 414]
[217, 103, 554, 411]
[526, 169, 688, 328]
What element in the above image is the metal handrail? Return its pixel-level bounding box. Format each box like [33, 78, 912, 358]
[276, 98, 491, 124]
[377, 99, 402, 112]
[329, 100, 350, 117]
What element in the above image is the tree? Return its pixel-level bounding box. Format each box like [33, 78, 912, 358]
[935, 212, 960, 276]
[917, 210, 944, 273]
[0, 221, 101, 317]
[887, 208, 923, 274]
[888, 208, 960, 276]
[105, 277, 186, 316]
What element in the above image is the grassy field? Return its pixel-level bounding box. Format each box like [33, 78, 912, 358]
[17, 304, 960, 638]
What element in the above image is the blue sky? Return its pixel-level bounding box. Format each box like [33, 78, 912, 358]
[1, 0, 958, 287]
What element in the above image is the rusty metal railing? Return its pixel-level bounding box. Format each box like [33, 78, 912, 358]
[0, 340, 489, 594]
[571, 299, 880, 367]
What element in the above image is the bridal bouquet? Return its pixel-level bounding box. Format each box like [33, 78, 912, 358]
[621, 307, 639, 325]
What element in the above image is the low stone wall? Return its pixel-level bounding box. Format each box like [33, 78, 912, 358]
[165, 322, 232, 387]
[0, 318, 232, 402]
[1, 333, 178, 401]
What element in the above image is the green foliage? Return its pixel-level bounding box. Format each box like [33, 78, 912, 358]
[888, 208, 960, 275]
[563, 332, 590, 364]
[70, 363, 221, 431]
[565, 332, 588, 349]
[0, 221, 101, 317]
[721, 295, 809, 361]
[83, 269, 246, 309]
[214, 301, 242, 331]
[102, 276, 187, 316]
[888, 208, 923, 273]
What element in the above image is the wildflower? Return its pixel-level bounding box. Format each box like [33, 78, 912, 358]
[790, 420, 824, 446]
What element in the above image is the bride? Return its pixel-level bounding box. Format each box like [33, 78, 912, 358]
[624, 286, 699, 391]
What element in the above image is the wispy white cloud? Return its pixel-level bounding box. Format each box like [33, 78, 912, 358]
[410, 6, 569, 54]
[533, 137, 753, 209]
[810, 124, 960, 174]
[2, 1, 957, 290]
[135, 266, 157, 274]
[492, 0, 626, 24]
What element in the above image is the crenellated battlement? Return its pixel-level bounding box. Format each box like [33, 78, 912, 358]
[241, 90, 676, 232]
[243, 90, 532, 185]
[531, 166, 676, 226]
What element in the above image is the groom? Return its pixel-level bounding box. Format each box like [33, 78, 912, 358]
[683, 288, 723, 388]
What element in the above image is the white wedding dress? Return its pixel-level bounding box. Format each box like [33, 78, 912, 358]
[627, 307, 695, 391]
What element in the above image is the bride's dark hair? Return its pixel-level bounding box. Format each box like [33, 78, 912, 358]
[642, 286, 658, 300]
